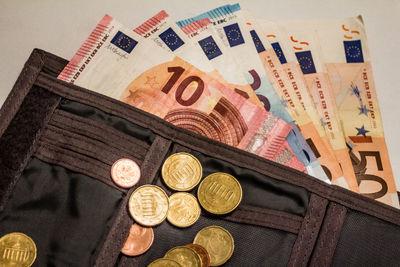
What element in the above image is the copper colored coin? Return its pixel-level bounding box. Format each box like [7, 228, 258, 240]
[186, 244, 211, 267]
[111, 158, 141, 188]
[121, 223, 154, 256]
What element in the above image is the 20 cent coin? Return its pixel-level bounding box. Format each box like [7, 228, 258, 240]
[129, 185, 169, 226]
[193, 226, 234, 266]
[197, 172, 242, 215]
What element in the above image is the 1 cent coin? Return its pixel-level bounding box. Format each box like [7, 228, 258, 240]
[121, 223, 154, 256]
[197, 172, 242, 215]
[129, 185, 169, 226]
[111, 158, 141, 188]
[193, 226, 234, 266]
[164, 246, 202, 267]
[147, 258, 182, 267]
[0, 232, 37, 267]
[186, 243, 211, 267]
[162, 152, 202, 191]
[167, 193, 201, 228]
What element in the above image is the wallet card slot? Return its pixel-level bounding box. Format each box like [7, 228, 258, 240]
[50, 109, 149, 158]
[41, 124, 144, 165]
[35, 140, 128, 193]
[224, 205, 303, 234]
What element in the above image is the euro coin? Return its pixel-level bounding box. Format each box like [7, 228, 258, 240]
[0, 232, 37, 267]
[147, 258, 182, 267]
[162, 152, 202, 191]
[167, 193, 201, 228]
[193, 226, 234, 266]
[197, 172, 242, 215]
[121, 223, 154, 256]
[164, 246, 202, 267]
[129, 185, 169, 226]
[186, 244, 211, 267]
[111, 158, 141, 188]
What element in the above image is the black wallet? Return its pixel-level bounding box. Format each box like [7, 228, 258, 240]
[0, 49, 399, 266]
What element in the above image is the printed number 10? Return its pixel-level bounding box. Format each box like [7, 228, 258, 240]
[161, 66, 204, 106]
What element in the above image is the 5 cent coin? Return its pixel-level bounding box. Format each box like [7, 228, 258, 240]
[164, 246, 202, 267]
[186, 243, 211, 267]
[147, 258, 182, 267]
[121, 223, 154, 256]
[129, 185, 169, 226]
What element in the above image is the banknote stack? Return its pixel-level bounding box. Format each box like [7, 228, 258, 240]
[58, 4, 399, 208]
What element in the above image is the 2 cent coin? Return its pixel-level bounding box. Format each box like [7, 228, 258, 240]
[111, 158, 141, 188]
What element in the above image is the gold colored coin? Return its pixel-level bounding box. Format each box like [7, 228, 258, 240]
[147, 258, 182, 267]
[0, 232, 37, 267]
[193, 226, 234, 266]
[167, 193, 201, 228]
[129, 185, 169, 227]
[162, 152, 202, 191]
[164, 246, 202, 267]
[197, 172, 242, 215]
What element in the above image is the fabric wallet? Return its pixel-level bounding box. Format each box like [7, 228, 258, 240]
[0, 49, 399, 266]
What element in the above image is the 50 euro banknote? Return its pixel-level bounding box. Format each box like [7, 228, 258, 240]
[255, 19, 357, 192]
[58, 15, 303, 170]
[294, 17, 398, 207]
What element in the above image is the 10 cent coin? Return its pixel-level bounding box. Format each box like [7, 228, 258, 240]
[167, 193, 201, 228]
[0, 232, 37, 267]
[162, 153, 202, 191]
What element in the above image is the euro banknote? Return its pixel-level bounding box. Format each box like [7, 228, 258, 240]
[277, 17, 399, 207]
[255, 19, 355, 191]
[58, 15, 300, 169]
[176, 4, 321, 178]
[133, 10, 262, 108]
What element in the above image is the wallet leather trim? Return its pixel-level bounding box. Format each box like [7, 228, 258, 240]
[30, 49, 400, 227]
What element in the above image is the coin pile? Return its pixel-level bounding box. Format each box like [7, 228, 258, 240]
[147, 225, 234, 267]
[120, 152, 242, 259]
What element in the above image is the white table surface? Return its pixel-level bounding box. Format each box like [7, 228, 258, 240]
[1, 0, 399, 190]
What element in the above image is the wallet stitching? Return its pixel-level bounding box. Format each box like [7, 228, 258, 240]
[35, 73, 400, 226]
[289, 194, 328, 267]
[35, 141, 126, 193]
[42, 124, 144, 164]
[309, 203, 347, 266]
[52, 109, 150, 151]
